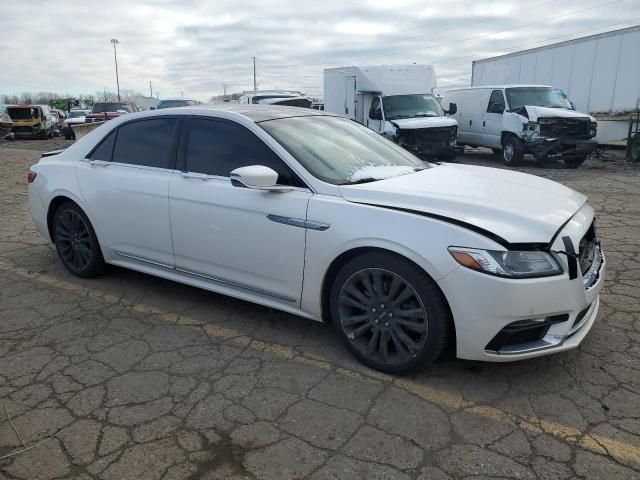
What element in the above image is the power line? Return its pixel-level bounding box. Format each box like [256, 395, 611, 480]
[260, 0, 624, 69]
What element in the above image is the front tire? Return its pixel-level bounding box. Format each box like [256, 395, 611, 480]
[330, 252, 451, 374]
[53, 202, 106, 278]
[501, 135, 525, 166]
[564, 155, 587, 168]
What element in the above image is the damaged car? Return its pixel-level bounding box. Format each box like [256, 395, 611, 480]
[443, 85, 597, 167]
[28, 105, 604, 373]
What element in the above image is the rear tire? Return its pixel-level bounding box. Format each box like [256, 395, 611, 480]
[564, 155, 587, 168]
[53, 202, 106, 278]
[631, 134, 640, 162]
[501, 136, 525, 166]
[330, 251, 451, 374]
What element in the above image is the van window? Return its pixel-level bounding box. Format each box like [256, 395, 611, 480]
[369, 97, 382, 120]
[112, 119, 178, 168]
[487, 90, 505, 113]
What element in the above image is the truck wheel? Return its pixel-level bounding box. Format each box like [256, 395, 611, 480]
[631, 134, 640, 162]
[501, 136, 524, 166]
[564, 155, 587, 168]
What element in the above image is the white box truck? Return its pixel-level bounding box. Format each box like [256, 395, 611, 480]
[324, 65, 461, 160]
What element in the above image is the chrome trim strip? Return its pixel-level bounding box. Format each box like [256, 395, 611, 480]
[176, 267, 297, 303]
[266, 214, 330, 231]
[113, 250, 175, 270]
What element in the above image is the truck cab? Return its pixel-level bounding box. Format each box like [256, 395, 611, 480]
[324, 65, 461, 160]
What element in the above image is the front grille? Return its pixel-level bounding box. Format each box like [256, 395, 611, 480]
[539, 117, 590, 138]
[413, 126, 456, 146]
[11, 126, 33, 133]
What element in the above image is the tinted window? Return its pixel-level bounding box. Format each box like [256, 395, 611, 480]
[89, 130, 116, 161]
[112, 118, 177, 168]
[184, 118, 300, 186]
[487, 90, 505, 112]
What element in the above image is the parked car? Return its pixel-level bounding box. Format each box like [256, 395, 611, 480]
[324, 65, 461, 161]
[442, 85, 598, 167]
[7, 104, 53, 139]
[85, 102, 135, 123]
[62, 109, 91, 139]
[152, 98, 200, 110]
[28, 105, 604, 373]
[50, 109, 65, 135]
[238, 91, 312, 108]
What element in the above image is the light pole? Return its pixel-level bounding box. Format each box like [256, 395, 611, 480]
[110, 39, 121, 101]
[252, 56, 257, 92]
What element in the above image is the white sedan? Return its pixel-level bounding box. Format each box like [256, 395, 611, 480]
[28, 105, 605, 373]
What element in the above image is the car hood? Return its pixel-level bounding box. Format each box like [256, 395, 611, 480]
[390, 116, 457, 129]
[64, 117, 85, 125]
[340, 163, 586, 245]
[523, 106, 593, 121]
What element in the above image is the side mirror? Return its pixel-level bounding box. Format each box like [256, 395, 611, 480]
[230, 165, 292, 192]
[570, 101, 576, 111]
[150, 106, 155, 110]
[447, 102, 457, 115]
[489, 103, 504, 114]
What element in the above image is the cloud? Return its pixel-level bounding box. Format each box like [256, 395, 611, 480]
[0, 0, 637, 100]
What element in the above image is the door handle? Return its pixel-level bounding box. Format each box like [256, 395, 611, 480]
[469, 120, 472, 126]
[181, 172, 210, 180]
[89, 159, 110, 167]
[483, 121, 486, 127]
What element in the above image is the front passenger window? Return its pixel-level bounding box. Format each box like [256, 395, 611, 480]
[369, 97, 382, 120]
[184, 118, 302, 186]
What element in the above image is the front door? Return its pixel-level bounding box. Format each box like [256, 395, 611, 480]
[169, 117, 311, 304]
[75, 117, 179, 268]
[483, 89, 506, 149]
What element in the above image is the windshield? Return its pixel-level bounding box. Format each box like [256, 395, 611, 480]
[92, 103, 130, 113]
[505, 87, 572, 111]
[157, 100, 197, 109]
[251, 95, 295, 104]
[260, 115, 427, 185]
[7, 107, 39, 120]
[382, 94, 444, 120]
[69, 111, 87, 118]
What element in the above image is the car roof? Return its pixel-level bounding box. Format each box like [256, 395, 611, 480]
[446, 84, 554, 92]
[151, 104, 334, 123]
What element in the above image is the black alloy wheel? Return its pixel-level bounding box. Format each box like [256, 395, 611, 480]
[53, 202, 106, 278]
[331, 252, 450, 374]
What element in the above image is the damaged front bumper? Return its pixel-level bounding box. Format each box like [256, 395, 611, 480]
[525, 137, 597, 159]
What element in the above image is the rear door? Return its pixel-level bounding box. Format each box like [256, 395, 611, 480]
[76, 117, 180, 268]
[483, 89, 506, 148]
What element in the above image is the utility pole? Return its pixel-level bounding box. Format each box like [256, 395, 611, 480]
[110, 39, 120, 101]
[252, 56, 257, 92]
[149, 81, 153, 98]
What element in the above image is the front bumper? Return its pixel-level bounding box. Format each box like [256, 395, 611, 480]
[437, 212, 605, 362]
[525, 137, 597, 159]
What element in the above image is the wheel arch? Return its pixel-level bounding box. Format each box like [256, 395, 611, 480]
[320, 246, 456, 340]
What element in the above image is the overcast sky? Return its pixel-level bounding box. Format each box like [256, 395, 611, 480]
[1, 0, 638, 100]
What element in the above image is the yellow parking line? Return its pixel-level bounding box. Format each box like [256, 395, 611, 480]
[0, 260, 638, 466]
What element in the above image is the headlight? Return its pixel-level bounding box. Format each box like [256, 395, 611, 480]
[525, 122, 539, 134]
[448, 247, 562, 278]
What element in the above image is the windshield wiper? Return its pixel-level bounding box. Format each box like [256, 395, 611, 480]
[340, 178, 378, 185]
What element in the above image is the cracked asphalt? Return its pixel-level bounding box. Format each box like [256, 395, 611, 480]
[0, 139, 639, 479]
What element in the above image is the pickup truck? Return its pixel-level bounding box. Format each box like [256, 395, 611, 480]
[84, 102, 135, 123]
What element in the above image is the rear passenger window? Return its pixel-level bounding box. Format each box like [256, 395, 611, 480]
[184, 118, 302, 186]
[112, 118, 177, 169]
[88, 130, 116, 161]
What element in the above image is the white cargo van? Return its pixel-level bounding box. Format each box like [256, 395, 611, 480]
[442, 85, 598, 167]
[324, 65, 461, 160]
